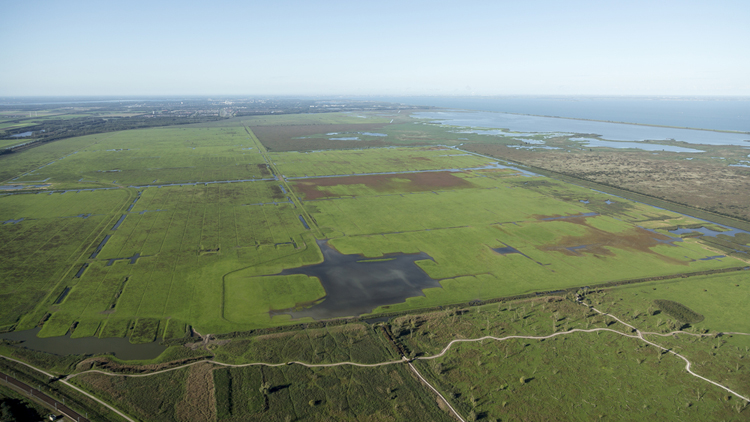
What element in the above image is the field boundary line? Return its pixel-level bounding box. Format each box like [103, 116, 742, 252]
[157, 189, 181, 318]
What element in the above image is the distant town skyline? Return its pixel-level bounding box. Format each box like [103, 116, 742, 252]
[1, 0, 748, 97]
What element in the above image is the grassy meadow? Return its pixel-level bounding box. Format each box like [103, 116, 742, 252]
[2, 110, 750, 422]
[397, 297, 750, 421]
[9, 126, 268, 188]
[60, 291, 750, 421]
[0, 112, 746, 344]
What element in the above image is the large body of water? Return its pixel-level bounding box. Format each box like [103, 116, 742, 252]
[413, 110, 750, 146]
[368, 96, 750, 133]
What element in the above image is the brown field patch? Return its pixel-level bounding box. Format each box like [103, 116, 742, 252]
[256, 163, 271, 176]
[252, 124, 390, 151]
[175, 362, 216, 422]
[269, 185, 284, 199]
[293, 171, 472, 199]
[537, 218, 686, 265]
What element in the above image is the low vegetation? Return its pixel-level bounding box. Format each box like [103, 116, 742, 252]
[654, 299, 704, 324]
[2, 108, 750, 421]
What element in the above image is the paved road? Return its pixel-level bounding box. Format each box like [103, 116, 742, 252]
[1, 371, 90, 422]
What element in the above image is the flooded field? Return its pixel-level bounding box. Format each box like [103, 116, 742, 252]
[273, 240, 440, 319]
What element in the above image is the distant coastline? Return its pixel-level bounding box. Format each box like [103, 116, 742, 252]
[484, 110, 750, 135]
[364, 96, 750, 133]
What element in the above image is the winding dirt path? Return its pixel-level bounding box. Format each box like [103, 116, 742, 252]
[5, 302, 749, 422]
[582, 301, 750, 403]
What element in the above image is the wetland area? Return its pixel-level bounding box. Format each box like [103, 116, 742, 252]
[1, 100, 750, 422]
[415, 110, 750, 145]
[272, 240, 440, 319]
[0, 328, 166, 360]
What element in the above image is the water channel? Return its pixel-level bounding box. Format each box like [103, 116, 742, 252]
[0, 328, 166, 361]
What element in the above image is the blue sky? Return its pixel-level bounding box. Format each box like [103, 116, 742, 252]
[1, 0, 748, 96]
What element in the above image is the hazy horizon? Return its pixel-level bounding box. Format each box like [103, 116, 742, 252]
[2, 0, 748, 97]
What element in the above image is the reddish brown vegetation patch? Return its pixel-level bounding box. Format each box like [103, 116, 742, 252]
[537, 217, 686, 265]
[294, 171, 472, 200]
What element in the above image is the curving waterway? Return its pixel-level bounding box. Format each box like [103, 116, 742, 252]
[0, 328, 166, 360]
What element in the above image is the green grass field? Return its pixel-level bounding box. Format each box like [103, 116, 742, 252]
[56, 290, 750, 421]
[0, 189, 131, 329]
[398, 298, 750, 421]
[8, 126, 267, 188]
[599, 272, 750, 335]
[0, 113, 746, 343]
[3, 109, 750, 422]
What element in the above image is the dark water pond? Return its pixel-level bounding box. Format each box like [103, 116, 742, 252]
[0, 328, 166, 361]
[10, 131, 33, 138]
[273, 240, 440, 320]
[493, 245, 521, 255]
